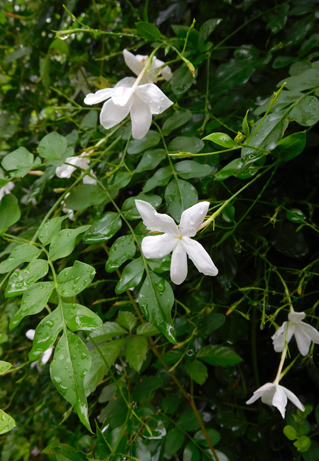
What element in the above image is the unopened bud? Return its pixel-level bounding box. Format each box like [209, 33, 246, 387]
[234, 132, 245, 144]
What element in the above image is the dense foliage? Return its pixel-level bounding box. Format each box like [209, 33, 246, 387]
[1, 0, 319, 460]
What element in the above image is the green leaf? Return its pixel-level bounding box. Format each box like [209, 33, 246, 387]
[125, 336, 148, 372]
[1, 147, 34, 177]
[128, 131, 161, 154]
[83, 212, 122, 244]
[185, 360, 208, 385]
[29, 308, 63, 361]
[199, 18, 222, 45]
[294, 436, 312, 453]
[115, 257, 145, 294]
[3, 46, 32, 63]
[84, 339, 125, 396]
[277, 131, 306, 161]
[171, 64, 194, 95]
[63, 303, 102, 332]
[136, 21, 161, 40]
[0, 194, 21, 230]
[135, 149, 166, 172]
[5, 259, 49, 298]
[203, 132, 238, 148]
[0, 410, 16, 435]
[117, 311, 137, 331]
[162, 110, 192, 136]
[38, 215, 69, 245]
[165, 179, 198, 222]
[162, 394, 179, 415]
[147, 254, 171, 273]
[286, 208, 306, 223]
[89, 322, 128, 342]
[10, 282, 55, 329]
[199, 313, 226, 337]
[289, 96, 319, 126]
[178, 411, 200, 431]
[37, 132, 68, 161]
[57, 261, 95, 297]
[49, 225, 91, 261]
[65, 185, 108, 210]
[279, 69, 319, 92]
[175, 160, 212, 179]
[265, 3, 289, 34]
[50, 38, 69, 54]
[183, 441, 200, 461]
[299, 34, 319, 58]
[138, 271, 177, 344]
[121, 193, 162, 220]
[0, 244, 42, 274]
[197, 345, 243, 366]
[0, 361, 12, 374]
[105, 235, 136, 273]
[212, 60, 255, 98]
[107, 171, 132, 191]
[50, 330, 92, 432]
[136, 322, 160, 336]
[242, 111, 250, 138]
[165, 429, 185, 456]
[215, 158, 261, 181]
[143, 165, 173, 192]
[284, 425, 297, 441]
[194, 428, 221, 447]
[255, 90, 304, 116]
[42, 444, 87, 461]
[132, 376, 163, 402]
[303, 441, 319, 461]
[169, 136, 204, 154]
[222, 203, 235, 222]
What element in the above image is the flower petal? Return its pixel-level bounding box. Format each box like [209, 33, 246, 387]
[299, 322, 319, 344]
[136, 83, 173, 114]
[26, 329, 35, 340]
[182, 237, 218, 276]
[84, 88, 113, 105]
[282, 386, 305, 412]
[100, 99, 130, 130]
[83, 171, 97, 185]
[141, 234, 177, 259]
[288, 312, 306, 323]
[246, 383, 274, 405]
[294, 326, 312, 356]
[272, 322, 295, 353]
[123, 49, 144, 76]
[112, 85, 135, 107]
[171, 241, 188, 285]
[271, 385, 287, 418]
[135, 200, 179, 235]
[114, 77, 136, 89]
[41, 347, 54, 365]
[179, 202, 210, 237]
[130, 95, 152, 139]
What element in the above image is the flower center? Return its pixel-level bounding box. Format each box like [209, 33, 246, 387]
[177, 235, 183, 240]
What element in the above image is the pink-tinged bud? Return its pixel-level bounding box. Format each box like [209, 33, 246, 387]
[28, 170, 44, 176]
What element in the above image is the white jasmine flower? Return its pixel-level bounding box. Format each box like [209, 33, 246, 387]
[55, 154, 97, 185]
[21, 188, 37, 206]
[123, 49, 172, 83]
[246, 382, 305, 418]
[82, 170, 97, 185]
[0, 181, 15, 200]
[272, 312, 319, 356]
[61, 193, 75, 221]
[84, 76, 173, 140]
[135, 200, 218, 285]
[26, 329, 54, 372]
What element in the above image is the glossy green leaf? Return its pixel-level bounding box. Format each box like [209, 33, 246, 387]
[289, 96, 319, 126]
[125, 336, 148, 372]
[115, 257, 144, 294]
[299, 33, 319, 58]
[162, 110, 192, 136]
[143, 165, 173, 192]
[284, 425, 297, 441]
[265, 3, 289, 34]
[5, 259, 49, 298]
[138, 271, 177, 344]
[194, 428, 221, 446]
[0, 410, 16, 435]
[57, 261, 95, 296]
[199, 312, 226, 337]
[294, 436, 312, 453]
[128, 131, 161, 154]
[183, 441, 200, 461]
[215, 158, 261, 181]
[50, 330, 92, 431]
[105, 235, 136, 272]
[121, 193, 162, 220]
[175, 160, 212, 179]
[255, 90, 304, 116]
[84, 339, 125, 396]
[63, 303, 102, 331]
[279, 69, 319, 92]
[198, 18, 222, 46]
[0, 244, 42, 274]
[147, 254, 171, 273]
[165, 179, 198, 222]
[135, 149, 166, 172]
[83, 212, 122, 244]
[222, 203, 235, 222]
[107, 171, 132, 191]
[203, 132, 238, 148]
[49, 225, 90, 261]
[277, 131, 306, 161]
[169, 136, 204, 154]
[38, 215, 69, 245]
[136, 322, 160, 336]
[242, 110, 250, 138]
[212, 60, 255, 98]
[10, 282, 54, 329]
[171, 64, 194, 95]
[65, 185, 108, 210]
[89, 322, 128, 342]
[1, 147, 34, 177]
[29, 307, 63, 361]
[0, 194, 21, 230]
[197, 345, 243, 366]
[99, 383, 116, 403]
[0, 361, 12, 374]
[136, 21, 161, 40]
[132, 376, 163, 402]
[117, 311, 137, 331]
[286, 208, 306, 223]
[165, 429, 185, 456]
[185, 360, 208, 385]
[37, 132, 68, 161]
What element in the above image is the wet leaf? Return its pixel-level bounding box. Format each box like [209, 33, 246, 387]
[0, 244, 41, 274]
[0, 194, 21, 230]
[185, 359, 208, 385]
[115, 257, 145, 294]
[197, 345, 243, 366]
[5, 259, 48, 298]
[84, 212, 122, 244]
[63, 303, 102, 332]
[65, 185, 108, 210]
[125, 336, 148, 372]
[49, 225, 90, 261]
[165, 179, 198, 222]
[105, 235, 136, 272]
[29, 308, 63, 361]
[117, 311, 137, 331]
[0, 410, 16, 435]
[89, 322, 128, 342]
[128, 131, 161, 154]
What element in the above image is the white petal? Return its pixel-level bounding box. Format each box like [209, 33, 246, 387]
[112, 85, 135, 107]
[294, 327, 312, 356]
[282, 386, 305, 412]
[299, 322, 319, 344]
[141, 234, 177, 259]
[130, 95, 152, 139]
[246, 383, 274, 405]
[136, 83, 174, 114]
[26, 329, 35, 340]
[161, 65, 172, 81]
[83, 171, 97, 185]
[288, 312, 306, 323]
[171, 241, 188, 285]
[41, 347, 54, 365]
[179, 202, 210, 237]
[100, 99, 130, 130]
[123, 49, 144, 76]
[114, 77, 136, 89]
[135, 200, 179, 235]
[84, 88, 113, 105]
[272, 322, 290, 353]
[271, 385, 287, 418]
[182, 237, 218, 276]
